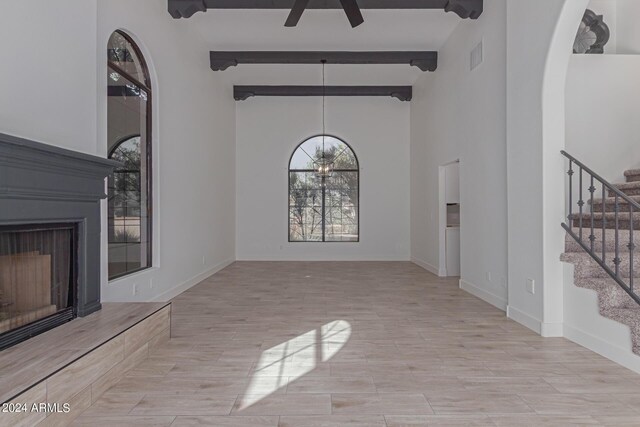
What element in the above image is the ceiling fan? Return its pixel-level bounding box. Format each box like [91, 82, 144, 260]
[285, 0, 364, 28]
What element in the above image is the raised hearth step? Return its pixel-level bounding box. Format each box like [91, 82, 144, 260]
[625, 169, 640, 183]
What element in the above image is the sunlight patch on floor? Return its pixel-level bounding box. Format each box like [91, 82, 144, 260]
[238, 320, 351, 410]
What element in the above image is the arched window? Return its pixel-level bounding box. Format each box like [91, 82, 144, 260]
[289, 135, 359, 242]
[107, 31, 152, 280]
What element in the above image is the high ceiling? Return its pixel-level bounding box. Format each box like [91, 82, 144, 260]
[187, 9, 463, 85]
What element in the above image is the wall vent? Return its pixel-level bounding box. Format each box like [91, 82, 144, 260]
[470, 40, 483, 71]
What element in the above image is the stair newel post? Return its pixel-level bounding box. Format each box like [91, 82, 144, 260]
[630, 203, 635, 292]
[615, 194, 620, 278]
[579, 167, 584, 241]
[568, 160, 574, 225]
[589, 176, 596, 253]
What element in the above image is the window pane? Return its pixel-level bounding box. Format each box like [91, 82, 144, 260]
[289, 207, 323, 241]
[288, 136, 359, 242]
[107, 33, 151, 279]
[289, 136, 358, 171]
[107, 31, 149, 86]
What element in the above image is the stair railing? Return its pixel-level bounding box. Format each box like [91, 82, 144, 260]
[561, 150, 640, 305]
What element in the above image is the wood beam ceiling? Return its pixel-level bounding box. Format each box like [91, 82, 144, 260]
[211, 51, 438, 72]
[233, 85, 412, 101]
[169, 0, 483, 19]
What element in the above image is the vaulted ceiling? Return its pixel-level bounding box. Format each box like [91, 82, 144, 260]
[168, 0, 482, 93]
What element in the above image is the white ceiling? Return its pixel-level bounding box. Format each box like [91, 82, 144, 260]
[188, 9, 462, 85]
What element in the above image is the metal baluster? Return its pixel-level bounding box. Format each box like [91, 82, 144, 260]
[568, 160, 574, 227]
[630, 202, 635, 292]
[589, 176, 595, 252]
[579, 167, 584, 241]
[602, 182, 606, 262]
[615, 193, 620, 277]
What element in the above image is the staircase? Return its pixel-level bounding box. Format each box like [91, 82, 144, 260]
[561, 152, 640, 355]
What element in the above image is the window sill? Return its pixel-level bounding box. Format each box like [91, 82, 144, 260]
[108, 266, 158, 285]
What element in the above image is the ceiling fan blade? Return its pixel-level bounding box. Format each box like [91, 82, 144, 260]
[338, 0, 364, 28]
[285, 0, 311, 27]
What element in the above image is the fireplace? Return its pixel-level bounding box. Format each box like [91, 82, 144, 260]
[0, 223, 78, 349]
[0, 132, 117, 349]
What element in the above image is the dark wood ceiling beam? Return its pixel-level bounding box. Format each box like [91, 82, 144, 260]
[234, 85, 412, 101]
[211, 51, 437, 72]
[169, 0, 482, 19]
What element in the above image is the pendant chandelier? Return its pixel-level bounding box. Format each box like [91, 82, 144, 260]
[314, 60, 334, 179]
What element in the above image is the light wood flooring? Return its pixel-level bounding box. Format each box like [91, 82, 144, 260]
[74, 262, 640, 426]
[0, 302, 168, 404]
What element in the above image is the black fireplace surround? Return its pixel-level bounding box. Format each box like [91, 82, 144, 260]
[0, 132, 117, 348]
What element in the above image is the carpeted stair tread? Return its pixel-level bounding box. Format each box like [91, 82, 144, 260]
[624, 169, 640, 179]
[561, 251, 640, 279]
[610, 181, 640, 197]
[573, 277, 639, 310]
[570, 212, 640, 221]
[614, 181, 640, 190]
[564, 228, 640, 253]
[588, 195, 640, 212]
[570, 212, 640, 230]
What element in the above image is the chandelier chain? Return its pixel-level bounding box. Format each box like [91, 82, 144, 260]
[322, 60, 326, 152]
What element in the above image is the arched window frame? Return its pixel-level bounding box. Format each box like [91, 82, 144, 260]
[107, 30, 153, 280]
[288, 135, 360, 243]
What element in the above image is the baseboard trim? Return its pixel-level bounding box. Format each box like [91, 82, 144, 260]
[459, 279, 507, 311]
[411, 257, 443, 276]
[152, 259, 235, 302]
[540, 321, 563, 338]
[506, 305, 541, 334]
[563, 323, 640, 375]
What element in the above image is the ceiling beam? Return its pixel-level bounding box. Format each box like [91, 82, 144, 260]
[209, 51, 438, 71]
[234, 85, 412, 101]
[169, 0, 483, 19]
[211, 51, 437, 72]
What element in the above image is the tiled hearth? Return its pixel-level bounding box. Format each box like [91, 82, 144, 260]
[0, 303, 170, 427]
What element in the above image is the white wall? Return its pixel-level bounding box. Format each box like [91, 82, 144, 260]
[566, 55, 640, 183]
[0, 0, 99, 154]
[507, 0, 589, 336]
[410, 0, 508, 308]
[616, 0, 640, 54]
[236, 97, 410, 261]
[0, 0, 237, 303]
[97, 0, 236, 301]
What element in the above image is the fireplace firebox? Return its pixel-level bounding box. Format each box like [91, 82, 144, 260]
[0, 223, 78, 349]
[0, 132, 117, 350]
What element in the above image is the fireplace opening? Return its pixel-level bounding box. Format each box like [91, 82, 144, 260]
[0, 223, 78, 350]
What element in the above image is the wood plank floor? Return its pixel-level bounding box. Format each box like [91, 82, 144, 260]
[75, 262, 640, 426]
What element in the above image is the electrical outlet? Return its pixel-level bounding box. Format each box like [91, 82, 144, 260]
[149, 278, 153, 289]
[526, 279, 535, 294]
[132, 283, 138, 296]
[202, 256, 206, 265]
[486, 272, 492, 283]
